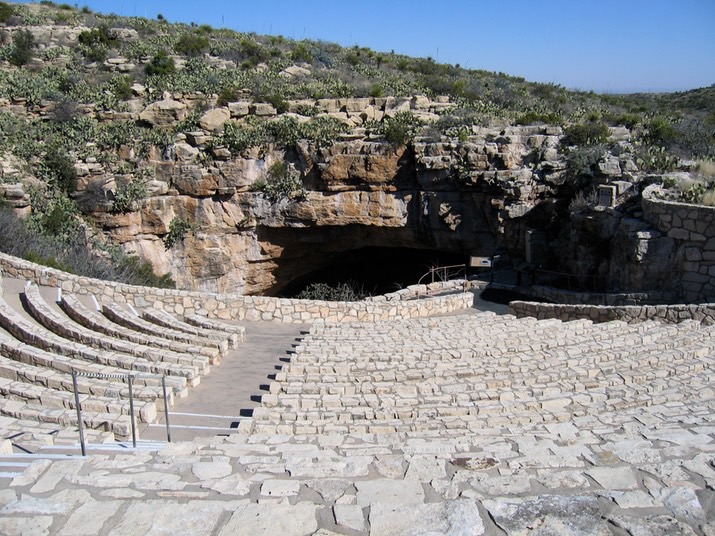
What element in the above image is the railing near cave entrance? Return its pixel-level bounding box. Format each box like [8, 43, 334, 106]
[416, 264, 468, 295]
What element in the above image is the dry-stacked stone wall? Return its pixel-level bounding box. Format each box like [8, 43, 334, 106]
[509, 300, 715, 324]
[642, 184, 715, 302]
[0, 253, 473, 323]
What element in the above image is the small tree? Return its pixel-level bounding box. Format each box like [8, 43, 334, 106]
[9, 29, 35, 67]
[39, 150, 78, 194]
[0, 2, 14, 23]
[145, 50, 176, 76]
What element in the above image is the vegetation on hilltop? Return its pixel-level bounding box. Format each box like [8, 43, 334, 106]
[0, 1, 714, 282]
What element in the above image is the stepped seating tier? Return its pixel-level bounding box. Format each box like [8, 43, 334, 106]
[0, 292, 199, 384]
[102, 303, 224, 361]
[59, 293, 217, 367]
[246, 314, 715, 435]
[142, 308, 240, 350]
[23, 284, 210, 376]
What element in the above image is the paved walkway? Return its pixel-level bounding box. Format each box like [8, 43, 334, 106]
[141, 320, 308, 442]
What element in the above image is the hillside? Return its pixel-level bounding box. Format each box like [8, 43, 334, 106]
[0, 1, 714, 298]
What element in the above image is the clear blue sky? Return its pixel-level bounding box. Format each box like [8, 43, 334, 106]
[48, 0, 715, 93]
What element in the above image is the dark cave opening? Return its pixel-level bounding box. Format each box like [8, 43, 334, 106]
[280, 247, 468, 298]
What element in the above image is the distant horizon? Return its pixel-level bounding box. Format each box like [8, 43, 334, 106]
[13, 0, 715, 95]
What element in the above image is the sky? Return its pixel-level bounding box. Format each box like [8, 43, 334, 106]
[35, 0, 715, 93]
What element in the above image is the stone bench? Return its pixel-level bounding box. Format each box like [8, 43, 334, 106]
[23, 285, 211, 374]
[0, 328, 186, 398]
[185, 313, 246, 342]
[0, 294, 199, 384]
[0, 397, 135, 440]
[143, 308, 239, 350]
[0, 376, 156, 424]
[102, 303, 224, 361]
[59, 293, 216, 367]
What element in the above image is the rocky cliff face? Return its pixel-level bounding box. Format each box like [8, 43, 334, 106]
[83, 120, 583, 295]
[2, 92, 658, 297]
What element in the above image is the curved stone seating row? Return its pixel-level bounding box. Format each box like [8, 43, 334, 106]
[102, 303, 224, 361]
[0, 397, 133, 439]
[247, 314, 715, 434]
[0, 292, 199, 383]
[23, 285, 210, 376]
[0, 334, 170, 404]
[142, 308, 240, 350]
[185, 313, 246, 340]
[0, 328, 186, 397]
[0, 413, 114, 450]
[58, 293, 215, 368]
[0, 374, 155, 423]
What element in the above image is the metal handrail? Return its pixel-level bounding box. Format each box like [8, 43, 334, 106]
[71, 369, 172, 456]
[417, 264, 467, 286]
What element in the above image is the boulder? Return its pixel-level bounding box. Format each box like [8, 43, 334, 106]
[139, 98, 188, 127]
[199, 108, 231, 132]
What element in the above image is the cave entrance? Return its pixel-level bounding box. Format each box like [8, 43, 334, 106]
[280, 247, 467, 298]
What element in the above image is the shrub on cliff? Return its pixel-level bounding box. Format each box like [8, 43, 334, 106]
[163, 217, 193, 249]
[296, 281, 367, 301]
[39, 149, 78, 194]
[383, 111, 424, 147]
[562, 122, 610, 146]
[145, 49, 176, 76]
[0, 2, 14, 23]
[9, 29, 35, 66]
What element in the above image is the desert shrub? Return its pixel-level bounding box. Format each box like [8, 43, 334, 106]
[214, 119, 268, 155]
[145, 49, 176, 76]
[291, 42, 313, 63]
[562, 122, 610, 146]
[0, 205, 175, 287]
[383, 111, 424, 146]
[266, 116, 302, 147]
[566, 145, 604, 188]
[0, 2, 14, 23]
[174, 32, 209, 56]
[216, 87, 240, 107]
[111, 177, 147, 213]
[78, 25, 118, 48]
[26, 192, 81, 242]
[163, 217, 193, 249]
[39, 150, 78, 193]
[645, 116, 677, 146]
[254, 161, 305, 201]
[9, 29, 35, 67]
[700, 189, 715, 207]
[300, 116, 350, 147]
[515, 110, 563, 126]
[110, 75, 134, 100]
[296, 281, 366, 301]
[635, 144, 678, 173]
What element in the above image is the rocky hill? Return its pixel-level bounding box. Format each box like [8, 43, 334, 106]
[0, 2, 714, 299]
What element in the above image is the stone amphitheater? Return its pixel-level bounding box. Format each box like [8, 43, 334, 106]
[0, 253, 713, 535]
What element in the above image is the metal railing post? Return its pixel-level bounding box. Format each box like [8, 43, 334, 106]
[71, 370, 86, 456]
[127, 374, 137, 448]
[161, 376, 171, 443]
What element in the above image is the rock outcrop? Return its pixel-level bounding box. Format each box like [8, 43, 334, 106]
[2, 92, 686, 298]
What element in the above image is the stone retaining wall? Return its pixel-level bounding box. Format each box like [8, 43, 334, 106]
[642, 184, 715, 302]
[509, 300, 715, 324]
[523, 284, 676, 306]
[0, 253, 473, 323]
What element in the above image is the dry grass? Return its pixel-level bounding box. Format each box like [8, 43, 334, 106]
[697, 159, 715, 179]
